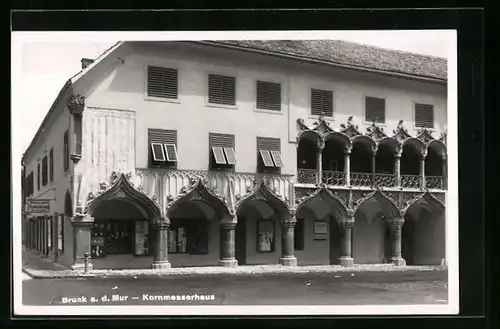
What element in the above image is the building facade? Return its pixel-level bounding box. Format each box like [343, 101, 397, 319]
[21, 40, 448, 271]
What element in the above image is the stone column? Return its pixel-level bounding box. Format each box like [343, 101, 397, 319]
[371, 150, 377, 186]
[152, 219, 171, 270]
[420, 152, 426, 189]
[71, 215, 94, 271]
[344, 148, 351, 186]
[316, 146, 323, 185]
[279, 213, 297, 266]
[220, 219, 237, 267]
[339, 217, 354, 267]
[394, 152, 402, 188]
[388, 218, 406, 266]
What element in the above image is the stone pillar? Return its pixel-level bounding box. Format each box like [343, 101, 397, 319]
[279, 213, 297, 266]
[220, 219, 237, 267]
[316, 147, 323, 184]
[344, 149, 351, 186]
[71, 215, 94, 271]
[371, 150, 377, 186]
[152, 219, 171, 270]
[420, 153, 426, 189]
[394, 152, 401, 188]
[388, 218, 406, 266]
[339, 218, 354, 267]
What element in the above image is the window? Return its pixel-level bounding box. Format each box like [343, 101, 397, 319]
[63, 130, 69, 172]
[91, 220, 137, 257]
[415, 103, 434, 129]
[58, 214, 64, 252]
[42, 156, 48, 186]
[26, 172, 34, 197]
[257, 137, 283, 174]
[257, 220, 275, 252]
[37, 163, 40, 191]
[311, 88, 333, 117]
[49, 148, 54, 182]
[209, 133, 236, 171]
[169, 219, 209, 254]
[147, 66, 178, 99]
[208, 74, 236, 106]
[256, 80, 281, 111]
[148, 129, 178, 169]
[365, 96, 386, 124]
[294, 218, 305, 251]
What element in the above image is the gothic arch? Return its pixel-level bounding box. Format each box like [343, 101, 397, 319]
[324, 131, 351, 150]
[353, 190, 401, 218]
[166, 177, 232, 220]
[86, 173, 162, 223]
[297, 129, 323, 149]
[295, 187, 349, 222]
[236, 179, 290, 220]
[427, 139, 447, 157]
[402, 138, 427, 157]
[404, 192, 445, 215]
[377, 137, 401, 155]
[351, 135, 377, 152]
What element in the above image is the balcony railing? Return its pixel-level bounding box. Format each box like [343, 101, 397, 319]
[134, 168, 294, 206]
[297, 168, 317, 184]
[401, 175, 421, 189]
[426, 176, 445, 189]
[322, 170, 346, 186]
[350, 172, 372, 187]
[373, 173, 397, 188]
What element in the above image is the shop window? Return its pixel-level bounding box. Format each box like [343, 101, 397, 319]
[257, 137, 282, 174]
[91, 220, 146, 258]
[294, 218, 305, 251]
[209, 133, 236, 171]
[169, 219, 209, 254]
[134, 221, 150, 256]
[257, 220, 275, 252]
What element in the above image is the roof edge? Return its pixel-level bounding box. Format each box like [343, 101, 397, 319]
[194, 41, 447, 85]
[22, 80, 72, 165]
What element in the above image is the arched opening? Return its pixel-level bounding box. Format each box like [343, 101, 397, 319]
[401, 142, 422, 188]
[90, 199, 152, 269]
[425, 142, 446, 189]
[167, 200, 219, 267]
[376, 142, 395, 175]
[350, 140, 373, 187]
[297, 135, 319, 184]
[236, 200, 281, 266]
[353, 194, 399, 264]
[295, 190, 348, 265]
[402, 196, 445, 265]
[322, 135, 347, 185]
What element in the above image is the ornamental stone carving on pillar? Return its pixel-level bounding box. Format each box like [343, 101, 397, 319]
[67, 95, 85, 164]
[67, 95, 86, 116]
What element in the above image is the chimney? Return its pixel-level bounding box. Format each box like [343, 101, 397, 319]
[81, 58, 94, 69]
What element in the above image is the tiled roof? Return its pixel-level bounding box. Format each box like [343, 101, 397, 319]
[208, 40, 447, 81]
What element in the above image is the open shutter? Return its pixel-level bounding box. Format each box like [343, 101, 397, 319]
[224, 147, 237, 165]
[270, 150, 284, 167]
[257, 137, 281, 168]
[212, 147, 227, 164]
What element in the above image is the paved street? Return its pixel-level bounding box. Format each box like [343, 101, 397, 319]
[23, 270, 447, 305]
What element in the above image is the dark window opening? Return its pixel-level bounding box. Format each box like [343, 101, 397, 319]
[365, 97, 386, 124]
[208, 74, 236, 106]
[148, 129, 178, 169]
[37, 163, 40, 191]
[311, 88, 333, 117]
[415, 103, 434, 129]
[209, 133, 236, 172]
[256, 80, 281, 111]
[147, 66, 178, 99]
[257, 137, 281, 174]
[42, 156, 48, 186]
[49, 148, 54, 182]
[350, 143, 372, 173]
[322, 139, 345, 172]
[401, 145, 421, 175]
[297, 138, 317, 170]
[375, 143, 395, 174]
[294, 218, 305, 251]
[90, 220, 150, 258]
[425, 147, 443, 177]
[169, 218, 209, 254]
[63, 130, 69, 172]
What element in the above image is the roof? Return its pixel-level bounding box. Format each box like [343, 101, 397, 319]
[202, 40, 447, 82]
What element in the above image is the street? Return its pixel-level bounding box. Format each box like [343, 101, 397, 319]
[22, 270, 448, 305]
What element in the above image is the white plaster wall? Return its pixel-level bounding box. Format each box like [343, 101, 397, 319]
[353, 208, 386, 264]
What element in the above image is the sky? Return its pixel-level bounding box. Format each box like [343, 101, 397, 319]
[12, 30, 456, 156]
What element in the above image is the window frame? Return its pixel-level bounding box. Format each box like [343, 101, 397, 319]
[413, 102, 435, 129]
[63, 130, 70, 173]
[255, 80, 283, 114]
[148, 129, 178, 170]
[256, 137, 282, 174]
[49, 148, 54, 183]
[364, 95, 387, 125]
[42, 156, 48, 187]
[144, 63, 181, 104]
[209, 133, 236, 172]
[206, 73, 237, 109]
[37, 162, 40, 191]
[132, 220, 152, 257]
[310, 88, 334, 117]
[256, 219, 276, 253]
[168, 218, 209, 255]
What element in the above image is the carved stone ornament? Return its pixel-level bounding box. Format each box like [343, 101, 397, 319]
[70, 154, 82, 164]
[332, 190, 350, 209]
[67, 95, 85, 116]
[311, 115, 334, 136]
[296, 118, 309, 131]
[416, 128, 435, 145]
[339, 116, 362, 138]
[439, 131, 447, 145]
[402, 191, 426, 211]
[366, 122, 388, 142]
[392, 120, 412, 144]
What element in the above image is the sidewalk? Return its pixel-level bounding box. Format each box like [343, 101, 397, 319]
[22, 248, 447, 279]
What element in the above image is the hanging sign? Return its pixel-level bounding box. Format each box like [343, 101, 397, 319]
[27, 199, 51, 215]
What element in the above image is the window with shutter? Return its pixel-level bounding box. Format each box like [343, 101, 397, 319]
[365, 97, 386, 124]
[257, 137, 281, 174]
[148, 129, 178, 169]
[415, 103, 434, 128]
[311, 89, 333, 117]
[37, 163, 40, 191]
[42, 156, 48, 186]
[209, 133, 236, 171]
[208, 74, 236, 106]
[49, 148, 54, 182]
[147, 66, 178, 99]
[63, 130, 69, 172]
[256, 80, 281, 111]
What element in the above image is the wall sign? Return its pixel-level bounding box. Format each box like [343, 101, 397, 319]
[314, 221, 328, 240]
[27, 199, 51, 215]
